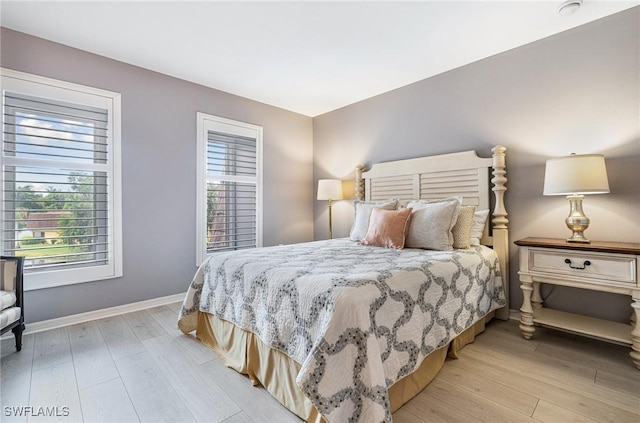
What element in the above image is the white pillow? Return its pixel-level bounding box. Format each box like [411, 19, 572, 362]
[470, 209, 490, 245]
[405, 197, 461, 250]
[349, 199, 399, 241]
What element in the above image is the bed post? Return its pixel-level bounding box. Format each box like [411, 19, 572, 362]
[355, 165, 365, 201]
[491, 145, 509, 320]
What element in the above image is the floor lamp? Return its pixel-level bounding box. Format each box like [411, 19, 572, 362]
[317, 179, 343, 239]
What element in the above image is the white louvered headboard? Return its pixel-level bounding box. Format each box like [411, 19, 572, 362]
[354, 146, 509, 319]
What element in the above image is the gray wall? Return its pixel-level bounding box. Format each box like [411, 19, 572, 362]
[313, 8, 640, 322]
[1, 28, 314, 323]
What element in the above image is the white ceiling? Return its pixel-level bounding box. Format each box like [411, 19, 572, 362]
[1, 1, 637, 117]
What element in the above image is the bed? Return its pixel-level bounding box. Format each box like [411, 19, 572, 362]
[178, 146, 509, 422]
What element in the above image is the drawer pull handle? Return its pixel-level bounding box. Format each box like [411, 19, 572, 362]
[564, 258, 591, 270]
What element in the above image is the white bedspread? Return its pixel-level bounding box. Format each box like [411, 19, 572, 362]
[179, 239, 505, 422]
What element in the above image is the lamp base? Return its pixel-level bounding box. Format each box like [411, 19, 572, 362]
[566, 234, 590, 243]
[565, 194, 590, 243]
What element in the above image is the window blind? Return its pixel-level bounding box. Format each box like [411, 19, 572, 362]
[2, 92, 110, 272]
[205, 131, 257, 253]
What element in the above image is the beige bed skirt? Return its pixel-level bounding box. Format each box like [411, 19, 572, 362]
[196, 311, 495, 422]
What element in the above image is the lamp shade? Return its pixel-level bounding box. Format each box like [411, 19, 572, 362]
[543, 154, 609, 196]
[317, 179, 343, 200]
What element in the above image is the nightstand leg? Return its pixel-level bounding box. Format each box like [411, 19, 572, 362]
[519, 274, 535, 340]
[631, 296, 640, 370]
[532, 282, 542, 310]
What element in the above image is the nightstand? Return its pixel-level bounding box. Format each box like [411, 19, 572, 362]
[515, 237, 640, 370]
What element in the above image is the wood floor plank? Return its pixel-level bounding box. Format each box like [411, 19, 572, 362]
[391, 406, 431, 423]
[595, 367, 640, 396]
[397, 390, 483, 423]
[147, 305, 216, 365]
[472, 329, 598, 385]
[28, 361, 83, 422]
[171, 332, 219, 365]
[465, 338, 640, 414]
[198, 360, 302, 423]
[452, 350, 639, 422]
[437, 358, 538, 416]
[221, 412, 254, 423]
[115, 351, 196, 422]
[424, 378, 535, 422]
[532, 400, 597, 423]
[96, 315, 145, 361]
[575, 331, 636, 359]
[474, 320, 540, 354]
[1, 334, 34, 422]
[535, 333, 637, 376]
[79, 378, 139, 423]
[146, 305, 179, 334]
[68, 321, 119, 389]
[123, 310, 166, 341]
[482, 321, 640, 405]
[142, 334, 241, 422]
[32, 327, 72, 371]
[166, 301, 182, 313]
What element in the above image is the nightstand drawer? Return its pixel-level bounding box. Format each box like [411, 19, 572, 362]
[528, 248, 636, 284]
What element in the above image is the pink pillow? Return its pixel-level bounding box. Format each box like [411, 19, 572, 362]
[360, 207, 413, 249]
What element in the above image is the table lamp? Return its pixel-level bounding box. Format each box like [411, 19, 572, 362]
[543, 153, 609, 243]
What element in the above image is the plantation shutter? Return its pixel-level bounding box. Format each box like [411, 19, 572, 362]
[205, 131, 257, 253]
[2, 92, 110, 272]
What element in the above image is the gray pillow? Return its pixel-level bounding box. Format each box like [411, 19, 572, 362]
[405, 198, 461, 250]
[349, 199, 399, 241]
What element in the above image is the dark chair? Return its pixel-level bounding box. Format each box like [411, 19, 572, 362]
[1, 256, 25, 351]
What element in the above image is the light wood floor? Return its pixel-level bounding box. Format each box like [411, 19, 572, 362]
[2, 304, 638, 422]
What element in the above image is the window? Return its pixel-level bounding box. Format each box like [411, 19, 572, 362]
[1, 69, 122, 290]
[196, 113, 262, 265]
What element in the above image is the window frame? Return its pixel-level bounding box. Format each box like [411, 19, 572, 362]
[196, 113, 263, 266]
[1, 68, 122, 290]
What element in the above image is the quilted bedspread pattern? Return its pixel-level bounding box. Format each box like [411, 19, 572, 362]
[178, 239, 505, 422]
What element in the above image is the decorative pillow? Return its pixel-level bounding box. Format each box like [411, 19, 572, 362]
[405, 197, 461, 250]
[360, 207, 413, 249]
[470, 209, 490, 245]
[452, 205, 476, 249]
[349, 199, 399, 241]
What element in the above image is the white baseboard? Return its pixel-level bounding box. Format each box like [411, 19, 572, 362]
[2, 293, 185, 339]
